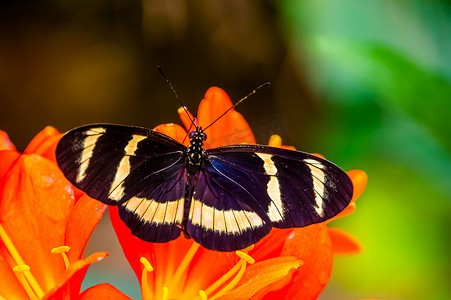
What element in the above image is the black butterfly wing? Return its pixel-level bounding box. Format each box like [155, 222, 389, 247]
[56, 124, 188, 243]
[186, 168, 272, 252]
[186, 144, 353, 251]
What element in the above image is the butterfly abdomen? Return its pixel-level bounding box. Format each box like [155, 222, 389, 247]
[181, 176, 196, 238]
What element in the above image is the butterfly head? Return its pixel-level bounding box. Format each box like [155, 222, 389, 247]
[188, 128, 207, 143]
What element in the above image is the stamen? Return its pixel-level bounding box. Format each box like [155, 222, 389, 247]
[51, 246, 71, 270]
[162, 286, 168, 300]
[0, 224, 44, 298]
[199, 290, 208, 300]
[210, 261, 247, 300]
[140, 257, 153, 300]
[13, 265, 39, 300]
[168, 242, 200, 292]
[203, 261, 242, 296]
[204, 251, 255, 298]
[243, 244, 255, 252]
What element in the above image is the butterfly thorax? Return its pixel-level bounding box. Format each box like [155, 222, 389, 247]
[187, 128, 207, 173]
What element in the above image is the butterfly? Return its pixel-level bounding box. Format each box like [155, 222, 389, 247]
[55, 86, 353, 252]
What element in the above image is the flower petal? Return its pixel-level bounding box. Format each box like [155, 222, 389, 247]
[109, 206, 144, 279]
[109, 206, 194, 280]
[21, 126, 63, 163]
[154, 123, 189, 146]
[43, 252, 108, 300]
[0, 154, 77, 292]
[311, 153, 326, 159]
[348, 170, 368, 203]
[23, 127, 60, 155]
[177, 106, 196, 133]
[218, 256, 303, 300]
[273, 224, 334, 300]
[328, 228, 362, 256]
[329, 203, 356, 221]
[250, 228, 292, 260]
[35, 134, 63, 163]
[110, 204, 197, 274]
[0, 150, 20, 182]
[0, 130, 16, 151]
[198, 87, 255, 148]
[65, 195, 107, 262]
[79, 283, 132, 300]
[182, 246, 237, 297]
[330, 170, 367, 221]
[110, 206, 238, 298]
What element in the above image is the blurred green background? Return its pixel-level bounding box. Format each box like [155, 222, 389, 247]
[1, 1, 450, 299]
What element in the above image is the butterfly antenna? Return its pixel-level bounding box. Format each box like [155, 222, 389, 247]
[156, 65, 197, 129]
[203, 82, 270, 131]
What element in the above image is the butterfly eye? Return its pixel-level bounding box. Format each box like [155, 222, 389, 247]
[203, 132, 207, 140]
[189, 131, 195, 139]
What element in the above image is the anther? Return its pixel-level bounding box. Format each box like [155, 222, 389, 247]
[140, 257, 153, 272]
[199, 290, 208, 300]
[140, 257, 153, 300]
[13, 264, 30, 272]
[51, 246, 71, 270]
[236, 251, 255, 264]
[51, 246, 70, 254]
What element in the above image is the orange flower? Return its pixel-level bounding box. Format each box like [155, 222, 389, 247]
[110, 87, 367, 300]
[0, 130, 16, 151]
[154, 86, 256, 148]
[0, 128, 130, 300]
